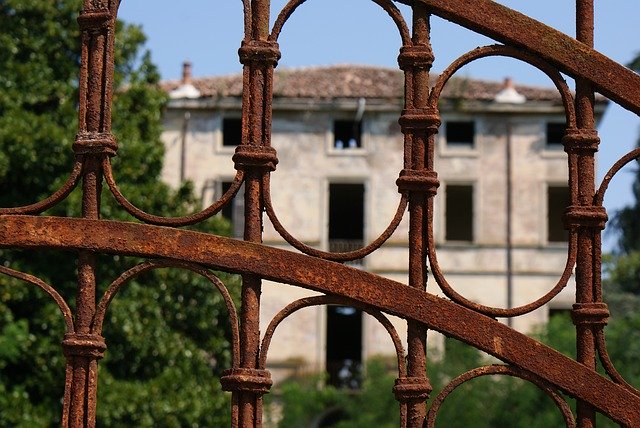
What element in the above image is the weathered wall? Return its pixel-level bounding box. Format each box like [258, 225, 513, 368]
[161, 101, 575, 384]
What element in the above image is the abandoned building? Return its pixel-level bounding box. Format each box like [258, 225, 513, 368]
[160, 63, 607, 386]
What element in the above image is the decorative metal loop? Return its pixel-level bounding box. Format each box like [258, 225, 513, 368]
[571, 302, 610, 327]
[262, 174, 408, 262]
[238, 40, 281, 66]
[93, 259, 240, 368]
[427, 46, 579, 317]
[595, 147, 640, 205]
[426, 198, 578, 317]
[77, 10, 112, 31]
[393, 376, 432, 403]
[563, 205, 608, 231]
[0, 266, 75, 332]
[233, 144, 278, 172]
[426, 365, 576, 428]
[62, 333, 106, 359]
[396, 169, 439, 196]
[73, 132, 118, 156]
[398, 108, 441, 133]
[0, 158, 83, 215]
[258, 295, 406, 376]
[103, 158, 245, 227]
[595, 329, 640, 397]
[428, 44, 576, 128]
[220, 368, 273, 394]
[562, 128, 600, 154]
[397, 45, 435, 71]
[270, 0, 411, 45]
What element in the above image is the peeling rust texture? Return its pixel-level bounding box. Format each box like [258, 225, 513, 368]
[1, 0, 639, 426]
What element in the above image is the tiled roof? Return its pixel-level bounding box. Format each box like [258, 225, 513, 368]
[160, 64, 576, 103]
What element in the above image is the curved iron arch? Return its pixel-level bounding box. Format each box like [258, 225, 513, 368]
[258, 295, 406, 375]
[0, 265, 74, 333]
[428, 44, 576, 127]
[270, 0, 411, 45]
[424, 44, 579, 318]
[425, 365, 576, 428]
[92, 259, 241, 368]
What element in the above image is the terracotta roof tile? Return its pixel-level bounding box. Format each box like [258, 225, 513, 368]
[161, 64, 593, 103]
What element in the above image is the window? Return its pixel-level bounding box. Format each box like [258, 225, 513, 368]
[220, 181, 245, 238]
[328, 183, 364, 263]
[445, 184, 473, 242]
[547, 185, 570, 243]
[326, 305, 362, 389]
[333, 120, 362, 149]
[445, 121, 475, 147]
[222, 118, 242, 147]
[546, 122, 565, 148]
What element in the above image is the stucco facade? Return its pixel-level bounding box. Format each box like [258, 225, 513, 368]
[160, 65, 606, 384]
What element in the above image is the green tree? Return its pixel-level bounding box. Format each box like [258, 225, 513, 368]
[605, 52, 640, 294]
[0, 1, 238, 425]
[275, 374, 344, 428]
[271, 314, 639, 427]
[600, 78, 640, 419]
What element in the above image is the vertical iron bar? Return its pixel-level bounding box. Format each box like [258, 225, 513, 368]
[71, 160, 102, 428]
[574, 1, 597, 427]
[406, 5, 432, 426]
[237, 1, 270, 426]
[64, 2, 117, 426]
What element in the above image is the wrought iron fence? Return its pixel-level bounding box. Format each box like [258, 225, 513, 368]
[1, 0, 640, 427]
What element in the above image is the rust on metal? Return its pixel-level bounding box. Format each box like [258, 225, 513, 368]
[408, 0, 640, 116]
[1, 0, 640, 426]
[2, 215, 640, 425]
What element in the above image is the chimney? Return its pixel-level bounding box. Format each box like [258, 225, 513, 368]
[182, 61, 193, 85]
[494, 76, 526, 104]
[170, 61, 201, 99]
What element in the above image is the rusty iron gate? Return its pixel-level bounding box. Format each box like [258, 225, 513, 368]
[2, 0, 640, 426]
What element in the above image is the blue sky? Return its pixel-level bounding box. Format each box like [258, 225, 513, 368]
[118, 0, 639, 248]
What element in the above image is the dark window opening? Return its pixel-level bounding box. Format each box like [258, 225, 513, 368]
[445, 184, 473, 242]
[221, 181, 245, 238]
[446, 121, 475, 147]
[329, 183, 364, 241]
[222, 118, 242, 147]
[326, 306, 362, 389]
[329, 183, 364, 264]
[334, 120, 362, 149]
[547, 185, 570, 243]
[546, 122, 565, 147]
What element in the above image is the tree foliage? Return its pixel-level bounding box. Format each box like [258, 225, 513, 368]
[605, 51, 640, 295]
[272, 311, 640, 427]
[0, 1, 237, 425]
